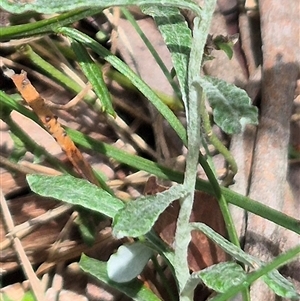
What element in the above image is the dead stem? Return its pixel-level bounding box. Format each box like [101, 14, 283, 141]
[0, 188, 46, 301]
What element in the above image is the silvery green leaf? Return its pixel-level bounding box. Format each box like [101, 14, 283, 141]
[107, 242, 153, 283]
[142, 5, 191, 110]
[113, 185, 184, 238]
[1, 0, 202, 15]
[198, 76, 258, 134]
[27, 174, 123, 218]
[263, 269, 300, 300]
[199, 262, 246, 293]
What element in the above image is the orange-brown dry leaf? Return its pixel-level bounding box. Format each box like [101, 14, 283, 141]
[144, 176, 228, 272]
[10, 70, 99, 186]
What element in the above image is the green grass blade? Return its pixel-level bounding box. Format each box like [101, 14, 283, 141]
[57, 26, 187, 144]
[65, 127, 300, 235]
[1, 92, 299, 235]
[2, 115, 70, 173]
[0, 91, 39, 122]
[71, 40, 115, 116]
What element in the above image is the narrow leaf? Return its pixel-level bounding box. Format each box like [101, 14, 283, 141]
[71, 41, 115, 116]
[58, 27, 187, 144]
[80, 254, 161, 301]
[121, 7, 182, 99]
[141, 5, 191, 110]
[198, 262, 246, 293]
[2, 0, 202, 15]
[190, 222, 258, 266]
[173, 2, 217, 291]
[0, 9, 99, 41]
[211, 246, 300, 301]
[113, 185, 184, 238]
[107, 242, 153, 283]
[27, 174, 124, 218]
[198, 76, 258, 134]
[191, 223, 300, 300]
[263, 269, 300, 300]
[2, 92, 298, 236]
[61, 128, 300, 236]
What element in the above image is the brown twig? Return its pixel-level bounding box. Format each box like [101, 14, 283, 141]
[0, 188, 45, 301]
[1, 204, 72, 250]
[0, 154, 62, 176]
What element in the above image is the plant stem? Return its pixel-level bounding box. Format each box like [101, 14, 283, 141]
[200, 100, 238, 182]
[151, 256, 177, 301]
[2, 92, 300, 235]
[0, 8, 102, 41]
[66, 127, 300, 236]
[175, 3, 218, 298]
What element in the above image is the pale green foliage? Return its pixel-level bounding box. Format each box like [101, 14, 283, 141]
[107, 242, 153, 282]
[12, 0, 298, 300]
[27, 174, 123, 218]
[198, 76, 258, 134]
[199, 262, 246, 293]
[113, 185, 184, 238]
[262, 269, 300, 300]
[141, 5, 192, 110]
[1, 0, 202, 15]
[189, 223, 300, 300]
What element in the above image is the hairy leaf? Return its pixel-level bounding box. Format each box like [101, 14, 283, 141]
[200, 262, 246, 292]
[263, 269, 300, 300]
[113, 185, 184, 238]
[1, 0, 202, 15]
[107, 242, 153, 283]
[198, 76, 258, 134]
[190, 223, 300, 300]
[27, 174, 124, 218]
[141, 5, 191, 110]
[181, 262, 245, 299]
